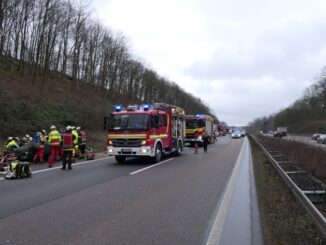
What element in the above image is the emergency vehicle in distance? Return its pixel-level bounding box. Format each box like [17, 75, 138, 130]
[104, 103, 186, 163]
[185, 114, 214, 145]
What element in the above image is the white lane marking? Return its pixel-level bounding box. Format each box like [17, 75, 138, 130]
[0, 156, 114, 178]
[206, 138, 247, 245]
[129, 158, 175, 175]
[32, 156, 113, 174]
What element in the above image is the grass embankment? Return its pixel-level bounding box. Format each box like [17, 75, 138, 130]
[249, 137, 325, 245]
[258, 136, 326, 182]
[0, 56, 108, 151]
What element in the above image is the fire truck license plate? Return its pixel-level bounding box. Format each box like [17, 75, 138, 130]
[121, 149, 132, 153]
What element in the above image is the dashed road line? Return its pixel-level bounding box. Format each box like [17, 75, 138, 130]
[129, 158, 175, 175]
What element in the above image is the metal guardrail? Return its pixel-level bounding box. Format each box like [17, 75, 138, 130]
[250, 135, 326, 239]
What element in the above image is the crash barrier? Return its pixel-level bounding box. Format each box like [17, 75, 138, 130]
[250, 135, 326, 239]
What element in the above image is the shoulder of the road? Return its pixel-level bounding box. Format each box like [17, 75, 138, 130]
[205, 137, 263, 245]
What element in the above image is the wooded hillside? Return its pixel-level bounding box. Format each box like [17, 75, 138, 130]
[0, 0, 216, 148]
[248, 70, 326, 134]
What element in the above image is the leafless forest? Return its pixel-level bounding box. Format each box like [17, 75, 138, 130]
[0, 0, 212, 116]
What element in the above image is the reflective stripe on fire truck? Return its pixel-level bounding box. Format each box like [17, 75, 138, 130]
[108, 134, 147, 139]
[186, 127, 205, 134]
[150, 134, 168, 139]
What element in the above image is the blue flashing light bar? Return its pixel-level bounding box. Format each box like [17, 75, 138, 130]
[196, 114, 205, 118]
[114, 105, 122, 112]
[143, 104, 150, 111]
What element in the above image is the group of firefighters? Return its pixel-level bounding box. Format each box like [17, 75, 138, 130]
[2, 125, 87, 170]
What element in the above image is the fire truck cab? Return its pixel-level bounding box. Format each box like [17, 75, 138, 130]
[104, 103, 186, 163]
[185, 114, 214, 145]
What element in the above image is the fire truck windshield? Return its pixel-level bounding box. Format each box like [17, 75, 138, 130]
[186, 119, 205, 129]
[108, 114, 149, 132]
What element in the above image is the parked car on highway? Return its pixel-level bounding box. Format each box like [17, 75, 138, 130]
[317, 134, 326, 144]
[311, 133, 321, 140]
[231, 131, 242, 139]
[241, 130, 246, 137]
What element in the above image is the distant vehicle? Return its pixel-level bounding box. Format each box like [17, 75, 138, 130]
[311, 133, 321, 140]
[241, 130, 246, 137]
[220, 130, 227, 136]
[231, 131, 242, 139]
[273, 127, 287, 138]
[317, 134, 326, 144]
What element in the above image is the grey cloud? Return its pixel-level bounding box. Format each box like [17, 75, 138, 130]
[185, 18, 326, 82]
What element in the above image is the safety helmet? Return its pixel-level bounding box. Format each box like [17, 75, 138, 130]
[8, 136, 13, 141]
[66, 126, 72, 131]
[14, 137, 20, 141]
[71, 126, 75, 130]
[36, 132, 42, 136]
[41, 130, 46, 135]
[76, 126, 81, 130]
[25, 134, 30, 138]
[50, 125, 56, 130]
[29, 137, 33, 141]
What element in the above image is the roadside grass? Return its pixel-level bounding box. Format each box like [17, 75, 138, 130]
[250, 137, 325, 245]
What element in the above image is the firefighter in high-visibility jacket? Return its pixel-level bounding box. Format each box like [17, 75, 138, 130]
[3, 137, 13, 155]
[61, 126, 76, 170]
[47, 125, 61, 167]
[77, 126, 86, 159]
[6, 137, 20, 154]
[71, 126, 79, 159]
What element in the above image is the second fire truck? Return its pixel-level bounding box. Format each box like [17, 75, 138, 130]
[104, 103, 186, 163]
[185, 114, 214, 145]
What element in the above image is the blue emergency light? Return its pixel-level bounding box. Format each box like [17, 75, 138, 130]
[114, 105, 122, 112]
[196, 114, 204, 118]
[143, 104, 150, 111]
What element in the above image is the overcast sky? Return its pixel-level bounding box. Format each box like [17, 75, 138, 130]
[91, 0, 326, 126]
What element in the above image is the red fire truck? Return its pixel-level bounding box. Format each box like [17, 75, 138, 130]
[185, 114, 214, 145]
[104, 103, 186, 163]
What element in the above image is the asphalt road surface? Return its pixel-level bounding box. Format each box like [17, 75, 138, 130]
[0, 136, 247, 245]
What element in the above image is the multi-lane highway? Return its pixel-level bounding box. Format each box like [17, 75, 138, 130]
[0, 136, 262, 245]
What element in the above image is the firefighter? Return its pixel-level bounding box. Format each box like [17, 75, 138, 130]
[33, 132, 45, 163]
[47, 125, 61, 167]
[6, 137, 20, 154]
[71, 126, 79, 159]
[203, 132, 209, 153]
[3, 137, 13, 155]
[61, 126, 75, 170]
[194, 130, 199, 154]
[77, 126, 86, 159]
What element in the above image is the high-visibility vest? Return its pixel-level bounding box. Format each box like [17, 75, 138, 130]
[62, 133, 73, 149]
[72, 130, 78, 145]
[40, 135, 46, 145]
[7, 140, 19, 150]
[10, 161, 19, 172]
[48, 130, 61, 146]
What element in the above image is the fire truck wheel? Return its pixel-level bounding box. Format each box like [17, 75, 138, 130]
[115, 156, 126, 163]
[176, 142, 182, 156]
[154, 144, 162, 163]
